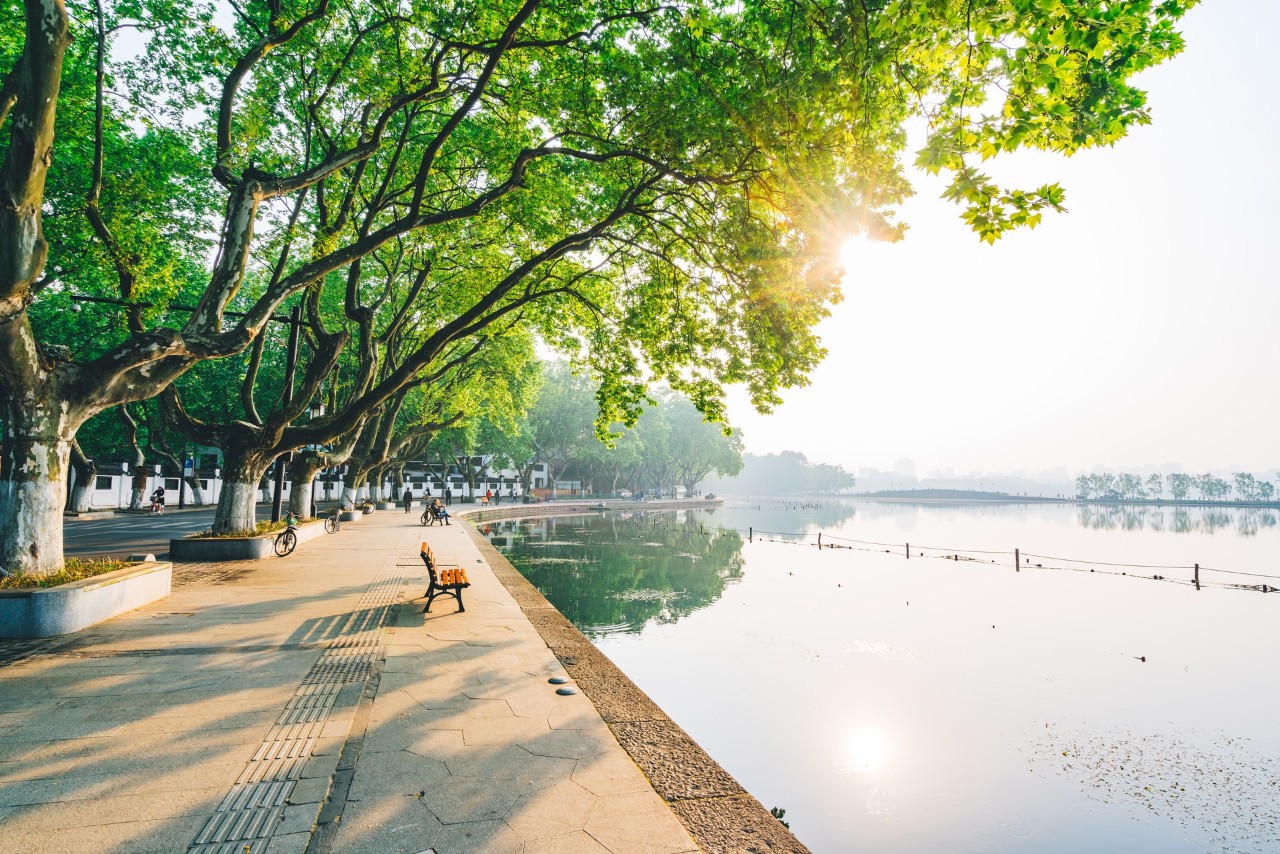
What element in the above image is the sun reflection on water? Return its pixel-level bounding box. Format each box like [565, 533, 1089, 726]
[843, 725, 891, 774]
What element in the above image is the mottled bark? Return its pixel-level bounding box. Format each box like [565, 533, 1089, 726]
[287, 451, 324, 518]
[0, 395, 75, 576]
[212, 445, 273, 534]
[182, 474, 206, 506]
[67, 438, 97, 513]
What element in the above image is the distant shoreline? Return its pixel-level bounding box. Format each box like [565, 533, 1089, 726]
[724, 491, 1280, 510]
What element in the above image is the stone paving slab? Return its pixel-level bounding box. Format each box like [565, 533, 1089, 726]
[0, 508, 701, 854]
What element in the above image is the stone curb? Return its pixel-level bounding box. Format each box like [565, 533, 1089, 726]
[461, 521, 810, 854]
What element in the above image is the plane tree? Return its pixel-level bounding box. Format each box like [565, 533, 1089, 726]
[2, 0, 1197, 574]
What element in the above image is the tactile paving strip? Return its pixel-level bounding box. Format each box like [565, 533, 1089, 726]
[187, 561, 405, 854]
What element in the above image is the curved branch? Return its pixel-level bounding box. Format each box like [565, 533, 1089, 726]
[215, 0, 331, 182]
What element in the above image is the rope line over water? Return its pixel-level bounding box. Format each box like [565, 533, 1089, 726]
[624, 510, 1278, 595]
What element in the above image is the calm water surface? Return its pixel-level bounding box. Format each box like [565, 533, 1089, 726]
[484, 500, 1280, 853]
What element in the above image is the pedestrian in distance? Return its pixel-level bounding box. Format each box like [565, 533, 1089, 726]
[485, 488, 493, 504]
[494, 487, 501, 505]
[402, 487, 413, 513]
[508, 486, 515, 503]
[444, 486, 452, 506]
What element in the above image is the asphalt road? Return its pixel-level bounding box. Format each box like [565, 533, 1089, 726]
[63, 509, 219, 560]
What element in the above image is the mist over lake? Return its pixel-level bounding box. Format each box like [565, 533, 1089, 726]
[487, 499, 1280, 853]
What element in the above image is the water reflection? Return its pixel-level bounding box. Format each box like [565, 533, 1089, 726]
[1076, 504, 1277, 536]
[483, 511, 744, 635]
[703, 499, 858, 540]
[843, 725, 892, 774]
[492, 500, 1279, 853]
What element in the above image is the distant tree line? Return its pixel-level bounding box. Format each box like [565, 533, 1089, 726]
[438, 362, 744, 498]
[1075, 472, 1277, 503]
[704, 450, 855, 496]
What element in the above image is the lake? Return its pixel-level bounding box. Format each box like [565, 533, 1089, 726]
[482, 499, 1280, 853]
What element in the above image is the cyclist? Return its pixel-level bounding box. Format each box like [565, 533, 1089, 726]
[149, 485, 166, 515]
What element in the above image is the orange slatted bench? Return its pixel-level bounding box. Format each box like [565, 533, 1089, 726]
[420, 541, 471, 613]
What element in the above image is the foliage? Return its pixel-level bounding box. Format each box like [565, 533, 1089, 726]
[489, 363, 744, 494]
[192, 519, 291, 538]
[0, 557, 127, 590]
[707, 450, 855, 495]
[0, 0, 1201, 574]
[1076, 471, 1276, 503]
[493, 512, 745, 633]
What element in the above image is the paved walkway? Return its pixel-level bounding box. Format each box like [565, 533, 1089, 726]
[0, 508, 698, 853]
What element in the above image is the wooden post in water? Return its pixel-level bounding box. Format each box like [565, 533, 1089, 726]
[749, 527, 753, 542]
[906, 542, 910, 560]
[1015, 548, 1020, 572]
[818, 532, 823, 549]
[1194, 563, 1200, 591]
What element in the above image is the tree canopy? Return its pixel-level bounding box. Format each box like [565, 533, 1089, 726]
[0, 0, 1198, 574]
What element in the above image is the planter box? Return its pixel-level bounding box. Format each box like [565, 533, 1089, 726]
[377, 502, 397, 511]
[338, 510, 363, 523]
[170, 520, 327, 561]
[0, 562, 172, 639]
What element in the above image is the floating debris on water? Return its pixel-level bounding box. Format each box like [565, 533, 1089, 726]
[1027, 724, 1280, 853]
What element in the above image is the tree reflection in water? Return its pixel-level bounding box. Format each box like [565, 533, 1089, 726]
[1075, 504, 1277, 536]
[484, 511, 744, 636]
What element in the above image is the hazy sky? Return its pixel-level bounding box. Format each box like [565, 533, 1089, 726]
[723, 0, 1279, 478]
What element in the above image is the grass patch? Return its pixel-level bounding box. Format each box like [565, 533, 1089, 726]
[191, 519, 311, 538]
[0, 557, 130, 590]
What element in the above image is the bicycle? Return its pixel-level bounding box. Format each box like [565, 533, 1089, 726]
[274, 512, 300, 557]
[324, 507, 340, 534]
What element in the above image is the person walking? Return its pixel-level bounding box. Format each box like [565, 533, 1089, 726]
[494, 487, 501, 505]
[444, 486, 452, 506]
[402, 487, 413, 513]
[485, 488, 493, 504]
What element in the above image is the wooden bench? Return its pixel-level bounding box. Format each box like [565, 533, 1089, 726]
[479, 496, 490, 506]
[420, 541, 470, 613]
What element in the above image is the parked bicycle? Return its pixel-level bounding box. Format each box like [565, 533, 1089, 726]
[274, 512, 300, 557]
[324, 506, 341, 534]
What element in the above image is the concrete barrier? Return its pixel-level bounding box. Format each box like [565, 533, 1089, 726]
[0, 561, 173, 639]
[170, 520, 328, 561]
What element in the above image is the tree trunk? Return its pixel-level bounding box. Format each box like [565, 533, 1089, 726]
[67, 440, 98, 513]
[343, 461, 371, 508]
[183, 474, 206, 505]
[130, 467, 148, 510]
[212, 446, 272, 535]
[288, 452, 325, 518]
[115, 406, 150, 509]
[0, 399, 76, 577]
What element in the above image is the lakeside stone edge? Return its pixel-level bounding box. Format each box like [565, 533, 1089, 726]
[457, 503, 812, 854]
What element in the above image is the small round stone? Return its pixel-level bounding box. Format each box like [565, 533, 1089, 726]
[555, 686, 578, 696]
[548, 676, 570, 685]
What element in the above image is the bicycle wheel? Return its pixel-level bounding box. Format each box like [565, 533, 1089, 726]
[274, 529, 297, 557]
[420, 510, 430, 526]
[324, 516, 339, 534]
